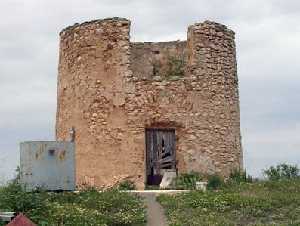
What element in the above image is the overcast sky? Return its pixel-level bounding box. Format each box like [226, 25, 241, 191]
[0, 0, 299, 182]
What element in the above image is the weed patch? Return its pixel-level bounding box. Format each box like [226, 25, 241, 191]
[158, 179, 300, 225]
[0, 183, 146, 226]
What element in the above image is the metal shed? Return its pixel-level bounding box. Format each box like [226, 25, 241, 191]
[20, 141, 75, 191]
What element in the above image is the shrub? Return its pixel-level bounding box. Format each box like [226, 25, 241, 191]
[0, 182, 146, 225]
[118, 180, 136, 190]
[207, 174, 224, 190]
[173, 172, 202, 190]
[229, 169, 253, 184]
[0, 182, 47, 213]
[264, 163, 300, 181]
[165, 56, 185, 78]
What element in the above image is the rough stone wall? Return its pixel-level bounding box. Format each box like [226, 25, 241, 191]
[56, 18, 140, 188]
[56, 18, 242, 189]
[184, 21, 242, 174]
[130, 41, 187, 80]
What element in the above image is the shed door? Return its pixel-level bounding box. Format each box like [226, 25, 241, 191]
[146, 128, 176, 185]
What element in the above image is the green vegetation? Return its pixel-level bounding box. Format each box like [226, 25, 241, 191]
[145, 185, 160, 190]
[158, 164, 300, 226]
[264, 163, 299, 181]
[164, 56, 185, 79]
[152, 55, 185, 80]
[172, 172, 202, 190]
[158, 180, 300, 225]
[2, 164, 299, 225]
[206, 174, 224, 190]
[0, 219, 5, 226]
[228, 169, 253, 184]
[118, 180, 136, 190]
[171, 172, 224, 190]
[0, 183, 146, 226]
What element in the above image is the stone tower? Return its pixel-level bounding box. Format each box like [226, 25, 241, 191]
[56, 17, 242, 189]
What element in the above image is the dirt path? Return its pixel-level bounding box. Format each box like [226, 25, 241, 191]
[140, 192, 168, 226]
[127, 190, 188, 226]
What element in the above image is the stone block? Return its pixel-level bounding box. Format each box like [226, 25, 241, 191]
[160, 170, 177, 189]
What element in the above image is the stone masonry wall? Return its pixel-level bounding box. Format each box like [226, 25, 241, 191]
[56, 18, 242, 189]
[130, 41, 187, 80]
[56, 18, 139, 188]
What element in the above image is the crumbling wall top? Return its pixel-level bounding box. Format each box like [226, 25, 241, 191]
[59, 18, 235, 43]
[59, 17, 131, 38]
[189, 20, 235, 36]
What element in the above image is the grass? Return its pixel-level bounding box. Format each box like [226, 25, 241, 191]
[0, 183, 146, 226]
[157, 179, 300, 226]
[1, 165, 298, 225]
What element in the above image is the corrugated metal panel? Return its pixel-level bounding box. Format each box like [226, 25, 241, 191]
[20, 141, 75, 191]
[0, 212, 15, 222]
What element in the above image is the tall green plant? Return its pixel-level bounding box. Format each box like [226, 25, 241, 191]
[207, 174, 224, 190]
[229, 169, 253, 184]
[264, 163, 299, 181]
[173, 172, 202, 190]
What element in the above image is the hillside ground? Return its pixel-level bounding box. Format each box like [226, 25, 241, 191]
[158, 179, 300, 226]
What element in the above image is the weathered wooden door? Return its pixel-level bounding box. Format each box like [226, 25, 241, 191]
[146, 128, 176, 185]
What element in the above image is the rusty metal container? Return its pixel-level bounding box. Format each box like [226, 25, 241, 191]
[20, 141, 75, 191]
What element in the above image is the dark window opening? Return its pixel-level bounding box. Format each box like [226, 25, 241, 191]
[48, 149, 55, 155]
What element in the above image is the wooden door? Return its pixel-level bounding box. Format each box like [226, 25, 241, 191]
[146, 128, 176, 185]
